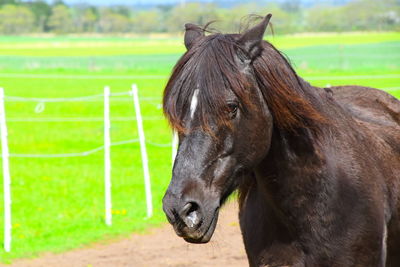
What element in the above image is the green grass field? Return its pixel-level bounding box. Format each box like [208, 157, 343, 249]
[0, 32, 399, 263]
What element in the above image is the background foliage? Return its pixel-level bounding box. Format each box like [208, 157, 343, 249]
[0, 0, 398, 34]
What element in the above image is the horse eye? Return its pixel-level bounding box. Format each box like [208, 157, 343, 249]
[227, 103, 238, 117]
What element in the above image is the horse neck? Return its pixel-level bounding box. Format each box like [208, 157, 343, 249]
[256, 72, 331, 187]
[250, 76, 331, 217]
[243, 126, 325, 234]
[266, 125, 325, 172]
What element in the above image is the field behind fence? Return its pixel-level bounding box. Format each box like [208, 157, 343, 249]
[0, 32, 399, 263]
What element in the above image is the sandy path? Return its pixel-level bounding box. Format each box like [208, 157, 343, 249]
[8, 202, 247, 267]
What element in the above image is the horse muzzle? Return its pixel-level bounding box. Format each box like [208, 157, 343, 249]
[162, 192, 220, 243]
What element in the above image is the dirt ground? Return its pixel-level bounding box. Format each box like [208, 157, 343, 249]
[8, 202, 247, 267]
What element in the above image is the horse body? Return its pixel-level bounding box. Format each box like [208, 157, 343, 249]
[240, 83, 400, 266]
[162, 14, 400, 267]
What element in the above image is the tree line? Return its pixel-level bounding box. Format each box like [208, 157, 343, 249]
[0, 0, 398, 34]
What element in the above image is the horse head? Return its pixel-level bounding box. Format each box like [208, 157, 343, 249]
[162, 15, 274, 243]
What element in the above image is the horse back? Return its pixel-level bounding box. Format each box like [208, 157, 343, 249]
[329, 85, 400, 156]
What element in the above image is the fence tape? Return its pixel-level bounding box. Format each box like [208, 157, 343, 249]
[7, 116, 164, 122]
[4, 92, 132, 102]
[0, 73, 168, 80]
[7, 138, 171, 158]
[145, 140, 172, 148]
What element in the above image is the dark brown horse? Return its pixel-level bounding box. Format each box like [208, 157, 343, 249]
[162, 14, 400, 267]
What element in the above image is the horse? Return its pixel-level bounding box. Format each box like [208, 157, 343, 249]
[162, 14, 400, 267]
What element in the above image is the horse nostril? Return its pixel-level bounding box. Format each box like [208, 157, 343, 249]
[180, 202, 201, 229]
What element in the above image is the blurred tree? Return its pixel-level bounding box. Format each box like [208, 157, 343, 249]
[306, 5, 343, 31]
[0, 4, 35, 34]
[70, 5, 98, 32]
[214, 3, 260, 33]
[156, 4, 173, 32]
[343, 0, 400, 31]
[165, 3, 218, 32]
[306, 0, 399, 32]
[98, 8, 131, 33]
[264, 3, 300, 33]
[280, 0, 301, 13]
[132, 9, 161, 33]
[0, 0, 17, 6]
[112, 5, 130, 17]
[82, 8, 97, 32]
[52, 0, 65, 6]
[26, 0, 51, 32]
[47, 4, 73, 33]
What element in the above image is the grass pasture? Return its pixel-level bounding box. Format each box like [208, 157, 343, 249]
[0, 32, 399, 263]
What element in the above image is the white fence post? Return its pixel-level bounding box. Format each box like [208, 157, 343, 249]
[104, 86, 112, 226]
[0, 88, 11, 252]
[131, 84, 153, 218]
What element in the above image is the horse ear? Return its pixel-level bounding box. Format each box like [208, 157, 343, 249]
[238, 14, 272, 59]
[184, 23, 204, 50]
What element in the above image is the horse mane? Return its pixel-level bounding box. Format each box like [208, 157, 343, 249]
[253, 41, 328, 132]
[163, 27, 328, 134]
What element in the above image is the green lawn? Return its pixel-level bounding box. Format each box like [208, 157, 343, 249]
[0, 32, 398, 56]
[0, 32, 399, 263]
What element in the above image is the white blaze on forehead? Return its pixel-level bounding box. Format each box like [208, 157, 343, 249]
[382, 224, 387, 265]
[190, 89, 199, 118]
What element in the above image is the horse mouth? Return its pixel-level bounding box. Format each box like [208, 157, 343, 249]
[183, 208, 220, 244]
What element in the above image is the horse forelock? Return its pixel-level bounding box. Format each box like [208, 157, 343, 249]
[163, 33, 252, 133]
